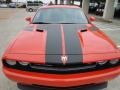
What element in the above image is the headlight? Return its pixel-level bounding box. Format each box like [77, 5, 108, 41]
[19, 62, 29, 66]
[98, 60, 107, 65]
[6, 60, 16, 66]
[109, 59, 119, 64]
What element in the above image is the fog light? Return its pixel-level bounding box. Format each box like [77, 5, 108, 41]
[98, 60, 107, 65]
[109, 59, 119, 65]
[19, 62, 29, 66]
[6, 60, 16, 66]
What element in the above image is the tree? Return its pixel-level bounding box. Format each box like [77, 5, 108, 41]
[55, 0, 58, 5]
[90, 0, 106, 2]
[80, 0, 82, 7]
[60, 0, 64, 4]
[71, 0, 75, 5]
[6, 0, 12, 4]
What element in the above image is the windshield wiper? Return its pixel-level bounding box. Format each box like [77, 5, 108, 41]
[32, 22, 51, 24]
[32, 22, 81, 24]
[60, 23, 79, 24]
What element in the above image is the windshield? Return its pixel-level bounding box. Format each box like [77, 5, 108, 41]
[32, 8, 88, 24]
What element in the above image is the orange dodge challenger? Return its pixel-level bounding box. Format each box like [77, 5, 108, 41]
[2, 5, 120, 88]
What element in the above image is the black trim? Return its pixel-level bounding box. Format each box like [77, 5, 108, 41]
[18, 82, 108, 89]
[3, 60, 120, 74]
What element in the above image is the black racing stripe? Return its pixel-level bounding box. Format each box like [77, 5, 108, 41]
[37, 24, 62, 65]
[63, 24, 85, 64]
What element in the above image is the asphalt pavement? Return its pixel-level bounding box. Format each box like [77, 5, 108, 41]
[0, 8, 120, 90]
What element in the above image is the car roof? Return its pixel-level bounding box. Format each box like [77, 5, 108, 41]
[39, 5, 81, 9]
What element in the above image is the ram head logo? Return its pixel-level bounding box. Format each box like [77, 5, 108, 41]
[61, 55, 68, 65]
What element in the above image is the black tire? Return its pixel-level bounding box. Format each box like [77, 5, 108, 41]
[93, 82, 108, 90]
[17, 83, 31, 90]
[28, 8, 33, 12]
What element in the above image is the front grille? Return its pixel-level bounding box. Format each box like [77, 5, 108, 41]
[29, 63, 97, 74]
[3, 60, 120, 74]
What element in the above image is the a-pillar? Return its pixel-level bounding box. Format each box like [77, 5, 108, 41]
[103, 0, 116, 20]
[82, 0, 89, 15]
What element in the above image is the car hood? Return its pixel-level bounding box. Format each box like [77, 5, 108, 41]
[6, 24, 120, 64]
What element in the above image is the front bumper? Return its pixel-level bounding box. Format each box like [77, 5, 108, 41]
[3, 66, 120, 87]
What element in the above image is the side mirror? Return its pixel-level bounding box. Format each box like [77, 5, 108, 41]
[89, 16, 95, 22]
[25, 17, 32, 23]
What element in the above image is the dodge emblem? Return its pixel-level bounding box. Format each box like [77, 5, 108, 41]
[61, 56, 68, 65]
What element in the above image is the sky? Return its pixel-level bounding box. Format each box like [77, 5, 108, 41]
[12, 0, 55, 3]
